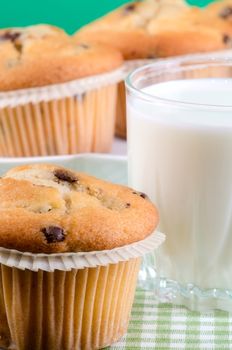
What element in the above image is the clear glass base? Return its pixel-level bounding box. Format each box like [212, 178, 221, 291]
[138, 254, 232, 312]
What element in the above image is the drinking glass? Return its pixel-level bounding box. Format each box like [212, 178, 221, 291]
[126, 55, 232, 311]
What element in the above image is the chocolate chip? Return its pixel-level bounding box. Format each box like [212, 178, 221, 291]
[139, 192, 148, 199]
[223, 34, 231, 44]
[41, 226, 65, 243]
[0, 31, 22, 53]
[219, 6, 232, 19]
[0, 31, 21, 42]
[132, 191, 148, 199]
[54, 169, 78, 183]
[124, 3, 136, 13]
[14, 42, 22, 53]
[126, 203, 131, 208]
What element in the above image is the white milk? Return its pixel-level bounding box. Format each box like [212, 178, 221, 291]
[127, 78, 232, 289]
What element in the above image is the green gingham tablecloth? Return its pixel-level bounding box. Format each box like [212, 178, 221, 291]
[109, 289, 232, 350]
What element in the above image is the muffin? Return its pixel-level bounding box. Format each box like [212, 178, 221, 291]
[74, 0, 191, 59]
[75, 0, 231, 58]
[0, 24, 123, 156]
[74, 0, 232, 138]
[0, 163, 162, 350]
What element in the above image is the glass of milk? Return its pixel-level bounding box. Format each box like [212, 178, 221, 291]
[126, 55, 232, 312]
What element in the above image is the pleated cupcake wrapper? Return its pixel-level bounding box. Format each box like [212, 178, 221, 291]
[0, 231, 164, 349]
[0, 66, 125, 109]
[115, 60, 154, 139]
[115, 60, 156, 139]
[115, 80, 127, 138]
[0, 67, 124, 156]
[0, 231, 165, 272]
[0, 257, 141, 350]
[0, 85, 118, 156]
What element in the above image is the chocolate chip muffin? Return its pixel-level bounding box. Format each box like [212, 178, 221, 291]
[0, 164, 161, 350]
[147, 5, 232, 57]
[74, 0, 189, 59]
[74, 0, 230, 59]
[74, 0, 162, 59]
[74, 0, 231, 140]
[0, 24, 122, 91]
[0, 24, 123, 156]
[0, 163, 158, 253]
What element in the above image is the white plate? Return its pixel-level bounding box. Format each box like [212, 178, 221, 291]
[0, 154, 128, 185]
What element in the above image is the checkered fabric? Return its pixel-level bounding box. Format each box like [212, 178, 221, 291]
[109, 289, 232, 350]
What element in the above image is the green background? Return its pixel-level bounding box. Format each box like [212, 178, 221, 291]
[0, 0, 217, 34]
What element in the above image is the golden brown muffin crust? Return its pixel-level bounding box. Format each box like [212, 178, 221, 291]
[74, 0, 231, 59]
[150, 26, 227, 57]
[74, 0, 189, 59]
[205, 0, 232, 21]
[0, 164, 158, 253]
[0, 24, 123, 91]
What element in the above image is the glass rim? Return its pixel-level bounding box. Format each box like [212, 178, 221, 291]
[125, 53, 232, 111]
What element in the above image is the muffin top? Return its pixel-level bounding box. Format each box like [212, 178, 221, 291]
[0, 164, 158, 254]
[147, 8, 231, 57]
[204, 0, 232, 22]
[74, 0, 231, 59]
[0, 24, 123, 91]
[74, 0, 188, 59]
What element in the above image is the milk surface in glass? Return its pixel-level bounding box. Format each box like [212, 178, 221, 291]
[128, 78, 232, 291]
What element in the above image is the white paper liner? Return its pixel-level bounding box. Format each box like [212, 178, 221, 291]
[0, 231, 165, 272]
[0, 66, 125, 108]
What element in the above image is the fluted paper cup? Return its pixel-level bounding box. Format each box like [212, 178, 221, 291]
[116, 59, 156, 139]
[0, 67, 124, 157]
[0, 231, 165, 350]
[0, 275, 10, 349]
